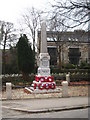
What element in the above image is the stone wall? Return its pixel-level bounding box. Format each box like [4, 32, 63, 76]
[80, 43, 89, 62]
[60, 42, 89, 64]
[37, 30, 90, 66]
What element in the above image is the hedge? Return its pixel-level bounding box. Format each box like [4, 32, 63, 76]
[2, 74, 35, 86]
[1, 70, 89, 87]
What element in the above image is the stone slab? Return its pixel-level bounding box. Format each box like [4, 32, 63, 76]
[24, 87, 62, 94]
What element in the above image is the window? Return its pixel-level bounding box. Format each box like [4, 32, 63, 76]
[68, 48, 81, 65]
[48, 47, 57, 66]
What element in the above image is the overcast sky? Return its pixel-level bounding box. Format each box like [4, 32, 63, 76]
[0, 0, 52, 25]
[0, 0, 88, 30]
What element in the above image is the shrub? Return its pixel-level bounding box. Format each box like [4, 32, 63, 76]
[17, 34, 34, 81]
[62, 63, 76, 69]
[79, 61, 90, 69]
[2, 74, 35, 86]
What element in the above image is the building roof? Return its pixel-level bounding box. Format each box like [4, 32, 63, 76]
[38, 30, 90, 43]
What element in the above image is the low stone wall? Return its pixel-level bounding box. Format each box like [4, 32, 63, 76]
[2, 85, 88, 100]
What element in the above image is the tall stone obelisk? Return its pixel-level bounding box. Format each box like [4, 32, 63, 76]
[24, 20, 56, 93]
[41, 21, 47, 53]
[38, 21, 50, 76]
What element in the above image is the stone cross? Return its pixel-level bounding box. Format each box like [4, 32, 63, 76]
[41, 21, 47, 53]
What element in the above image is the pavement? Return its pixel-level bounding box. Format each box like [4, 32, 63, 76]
[2, 96, 89, 113]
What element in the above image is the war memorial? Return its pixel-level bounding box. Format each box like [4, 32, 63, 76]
[24, 21, 58, 93]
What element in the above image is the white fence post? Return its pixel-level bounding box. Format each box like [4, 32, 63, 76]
[62, 81, 68, 97]
[6, 82, 12, 99]
[66, 73, 70, 83]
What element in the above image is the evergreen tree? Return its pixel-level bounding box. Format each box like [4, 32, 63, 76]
[17, 34, 34, 81]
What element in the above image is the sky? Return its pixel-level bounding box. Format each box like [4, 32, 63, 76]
[0, 0, 54, 48]
[0, 0, 88, 30]
[0, 0, 88, 32]
[0, 0, 88, 49]
[0, 0, 52, 25]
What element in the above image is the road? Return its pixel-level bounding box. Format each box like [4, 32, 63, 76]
[2, 107, 88, 118]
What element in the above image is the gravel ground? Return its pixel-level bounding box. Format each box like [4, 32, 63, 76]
[2, 85, 89, 100]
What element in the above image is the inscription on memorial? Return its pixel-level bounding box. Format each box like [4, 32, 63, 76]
[42, 69, 49, 73]
[42, 57, 48, 67]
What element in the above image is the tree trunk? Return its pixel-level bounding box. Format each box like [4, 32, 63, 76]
[3, 33, 7, 74]
[22, 72, 29, 82]
[58, 45, 62, 70]
[33, 30, 35, 55]
[33, 30, 35, 73]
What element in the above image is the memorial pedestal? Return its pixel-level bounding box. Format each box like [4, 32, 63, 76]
[38, 53, 50, 76]
[24, 53, 57, 93]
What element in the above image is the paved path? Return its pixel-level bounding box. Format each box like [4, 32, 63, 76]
[2, 107, 88, 118]
[2, 97, 89, 113]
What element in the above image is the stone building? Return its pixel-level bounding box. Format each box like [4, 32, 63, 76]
[37, 30, 90, 67]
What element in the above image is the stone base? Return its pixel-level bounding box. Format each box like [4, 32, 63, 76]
[38, 53, 50, 76]
[24, 87, 61, 94]
[38, 67, 50, 76]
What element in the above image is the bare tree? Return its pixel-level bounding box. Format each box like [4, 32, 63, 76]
[0, 22, 3, 42]
[46, 16, 68, 70]
[50, 0, 90, 29]
[20, 7, 43, 58]
[0, 21, 17, 74]
[44, 0, 90, 69]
